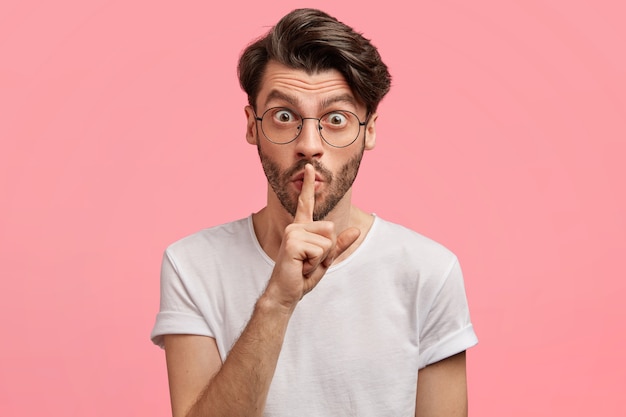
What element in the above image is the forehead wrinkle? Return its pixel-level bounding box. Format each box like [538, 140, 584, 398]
[259, 63, 359, 113]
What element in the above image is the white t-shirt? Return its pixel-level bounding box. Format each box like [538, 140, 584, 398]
[151, 215, 477, 416]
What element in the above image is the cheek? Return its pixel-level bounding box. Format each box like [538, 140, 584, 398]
[269, 147, 299, 169]
[258, 146, 293, 178]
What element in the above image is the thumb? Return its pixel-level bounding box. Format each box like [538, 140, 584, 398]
[322, 227, 361, 268]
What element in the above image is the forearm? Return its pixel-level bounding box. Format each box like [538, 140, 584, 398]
[185, 294, 293, 417]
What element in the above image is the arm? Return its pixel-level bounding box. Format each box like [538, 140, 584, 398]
[164, 164, 360, 417]
[415, 351, 468, 417]
[164, 335, 222, 417]
[164, 295, 292, 417]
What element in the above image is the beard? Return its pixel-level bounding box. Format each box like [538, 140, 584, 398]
[258, 143, 365, 221]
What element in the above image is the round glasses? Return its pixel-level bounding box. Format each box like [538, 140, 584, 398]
[255, 107, 368, 148]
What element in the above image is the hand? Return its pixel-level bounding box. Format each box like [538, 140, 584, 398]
[265, 164, 360, 310]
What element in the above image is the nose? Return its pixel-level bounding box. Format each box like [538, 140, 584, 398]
[294, 118, 324, 158]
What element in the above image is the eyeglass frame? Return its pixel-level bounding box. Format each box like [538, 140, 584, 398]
[253, 106, 370, 148]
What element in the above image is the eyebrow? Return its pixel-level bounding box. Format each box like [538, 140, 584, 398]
[264, 90, 300, 108]
[263, 90, 358, 112]
[320, 94, 357, 109]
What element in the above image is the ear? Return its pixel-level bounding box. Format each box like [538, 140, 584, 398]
[244, 105, 258, 145]
[364, 112, 377, 150]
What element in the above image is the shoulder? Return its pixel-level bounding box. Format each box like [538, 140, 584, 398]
[165, 217, 254, 262]
[369, 217, 458, 267]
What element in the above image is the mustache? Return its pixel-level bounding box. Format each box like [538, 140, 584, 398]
[285, 159, 333, 182]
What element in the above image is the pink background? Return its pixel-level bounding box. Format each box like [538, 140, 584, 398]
[1, 1, 624, 415]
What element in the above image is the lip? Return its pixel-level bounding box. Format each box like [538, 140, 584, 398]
[291, 171, 324, 183]
[291, 171, 324, 191]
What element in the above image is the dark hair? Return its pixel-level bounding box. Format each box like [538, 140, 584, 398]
[238, 8, 391, 114]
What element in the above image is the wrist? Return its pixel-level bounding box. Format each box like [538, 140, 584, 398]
[257, 288, 297, 317]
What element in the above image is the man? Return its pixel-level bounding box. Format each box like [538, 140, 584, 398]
[151, 8, 477, 417]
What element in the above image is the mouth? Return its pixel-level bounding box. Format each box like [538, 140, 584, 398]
[291, 171, 324, 183]
[291, 171, 324, 191]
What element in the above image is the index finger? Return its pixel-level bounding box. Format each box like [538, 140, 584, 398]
[294, 163, 315, 223]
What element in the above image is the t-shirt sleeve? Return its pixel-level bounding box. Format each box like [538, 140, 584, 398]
[150, 249, 213, 348]
[418, 257, 478, 368]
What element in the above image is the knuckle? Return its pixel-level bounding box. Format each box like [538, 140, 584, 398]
[316, 221, 335, 235]
[283, 239, 297, 252]
[321, 238, 334, 252]
[284, 223, 306, 237]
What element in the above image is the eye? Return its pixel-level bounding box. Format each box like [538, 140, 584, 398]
[322, 112, 349, 128]
[272, 108, 297, 123]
